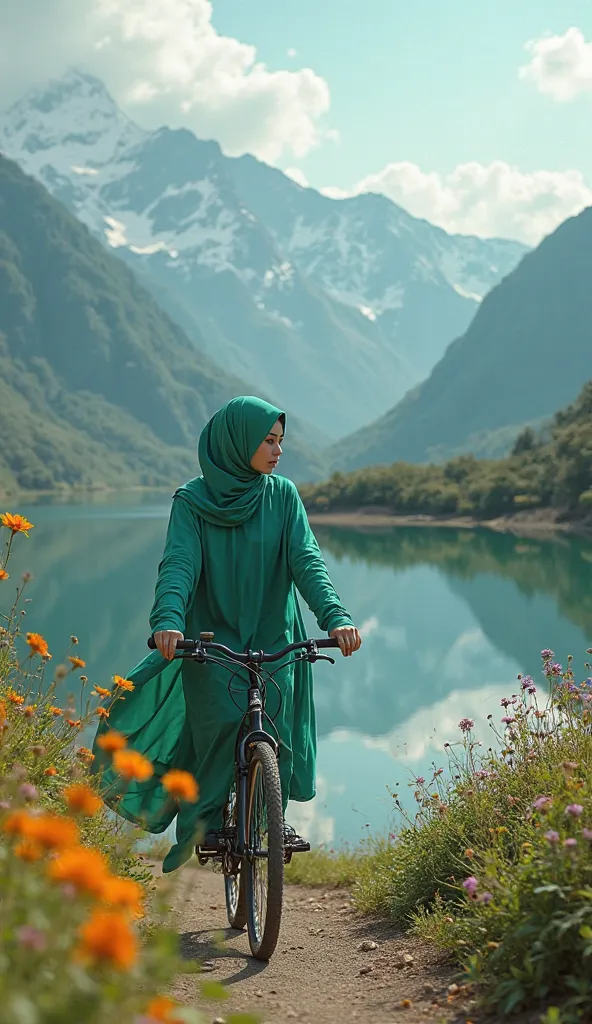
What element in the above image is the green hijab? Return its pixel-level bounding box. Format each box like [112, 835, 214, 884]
[176, 396, 285, 527]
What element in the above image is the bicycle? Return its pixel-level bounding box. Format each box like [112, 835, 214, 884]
[147, 631, 338, 960]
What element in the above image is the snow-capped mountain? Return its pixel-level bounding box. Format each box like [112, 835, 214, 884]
[0, 70, 528, 437]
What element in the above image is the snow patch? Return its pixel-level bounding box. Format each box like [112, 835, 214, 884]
[71, 165, 99, 176]
[359, 305, 376, 321]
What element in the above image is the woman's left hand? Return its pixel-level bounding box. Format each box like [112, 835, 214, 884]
[329, 625, 362, 657]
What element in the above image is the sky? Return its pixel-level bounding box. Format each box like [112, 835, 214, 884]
[1, 0, 592, 243]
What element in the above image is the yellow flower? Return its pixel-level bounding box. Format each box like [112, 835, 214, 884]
[1, 513, 34, 536]
[145, 996, 184, 1022]
[96, 730, 126, 754]
[113, 675, 135, 692]
[74, 909, 138, 970]
[101, 875, 145, 918]
[26, 633, 50, 658]
[63, 783, 103, 817]
[48, 846, 109, 896]
[93, 686, 112, 698]
[6, 689, 24, 706]
[162, 769, 199, 803]
[113, 749, 153, 782]
[68, 656, 86, 670]
[0, 568, 8, 581]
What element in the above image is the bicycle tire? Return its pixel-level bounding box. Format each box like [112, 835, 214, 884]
[244, 742, 284, 960]
[223, 784, 247, 930]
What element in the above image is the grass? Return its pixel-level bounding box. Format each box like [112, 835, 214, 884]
[285, 844, 367, 888]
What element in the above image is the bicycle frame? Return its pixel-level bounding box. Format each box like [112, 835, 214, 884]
[234, 659, 279, 859]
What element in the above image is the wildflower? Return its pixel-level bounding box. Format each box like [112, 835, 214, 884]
[533, 796, 553, 812]
[520, 675, 534, 690]
[478, 892, 493, 904]
[16, 926, 47, 952]
[541, 649, 554, 659]
[44, 766, 57, 777]
[67, 719, 82, 728]
[501, 716, 516, 725]
[113, 675, 135, 692]
[566, 803, 584, 818]
[582, 828, 592, 841]
[26, 633, 50, 658]
[22, 571, 32, 583]
[548, 663, 563, 676]
[76, 747, 94, 763]
[14, 839, 43, 862]
[544, 830, 560, 844]
[19, 784, 38, 802]
[564, 838, 577, 849]
[80, 675, 88, 683]
[50, 707, 63, 717]
[500, 698, 512, 707]
[48, 847, 110, 896]
[113, 749, 154, 782]
[162, 770, 199, 803]
[23, 705, 36, 718]
[63, 783, 103, 817]
[433, 768, 443, 777]
[95, 707, 109, 719]
[68, 656, 86, 670]
[74, 909, 138, 970]
[0, 699, 7, 728]
[1, 513, 34, 536]
[93, 686, 112, 698]
[6, 689, 24, 706]
[528, 686, 537, 694]
[96, 730, 127, 753]
[464, 849, 474, 859]
[28, 813, 80, 850]
[416, 776, 425, 785]
[0, 568, 8, 580]
[144, 997, 184, 1023]
[458, 718, 474, 733]
[101, 876, 145, 918]
[462, 876, 478, 897]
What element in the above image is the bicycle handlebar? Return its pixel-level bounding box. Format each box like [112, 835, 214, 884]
[147, 634, 338, 663]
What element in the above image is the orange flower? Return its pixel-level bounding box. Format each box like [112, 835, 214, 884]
[0, 700, 7, 728]
[67, 719, 82, 728]
[2, 810, 33, 837]
[63, 783, 103, 817]
[44, 766, 58, 777]
[26, 633, 50, 658]
[48, 846, 109, 896]
[1, 513, 34, 536]
[14, 839, 43, 862]
[6, 689, 24, 706]
[95, 707, 109, 718]
[68, 656, 86, 670]
[162, 770, 199, 803]
[50, 707, 64, 717]
[101, 875, 145, 918]
[93, 686, 112, 698]
[27, 812, 80, 850]
[0, 568, 8, 581]
[145, 996, 184, 1023]
[113, 675, 135, 692]
[96, 730, 127, 754]
[23, 705, 37, 718]
[76, 747, 95, 763]
[113, 749, 153, 783]
[75, 909, 138, 970]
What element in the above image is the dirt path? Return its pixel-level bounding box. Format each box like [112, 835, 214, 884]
[159, 864, 473, 1024]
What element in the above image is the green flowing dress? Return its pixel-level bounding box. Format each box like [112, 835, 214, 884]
[92, 397, 353, 873]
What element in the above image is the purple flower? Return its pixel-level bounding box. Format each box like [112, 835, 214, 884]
[501, 716, 516, 725]
[521, 675, 534, 690]
[541, 649, 554, 659]
[462, 876, 478, 897]
[582, 829, 592, 841]
[19, 784, 37, 802]
[475, 770, 491, 780]
[566, 804, 584, 818]
[550, 663, 563, 676]
[416, 777, 425, 785]
[528, 686, 537, 695]
[545, 830, 560, 844]
[500, 698, 512, 707]
[478, 892, 493, 904]
[16, 926, 47, 952]
[459, 718, 475, 733]
[564, 838, 577, 849]
[533, 796, 553, 812]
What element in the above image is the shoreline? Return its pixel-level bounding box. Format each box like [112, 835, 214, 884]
[307, 507, 592, 537]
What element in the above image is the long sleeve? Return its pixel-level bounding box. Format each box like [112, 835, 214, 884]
[285, 482, 353, 634]
[149, 496, 203, 635]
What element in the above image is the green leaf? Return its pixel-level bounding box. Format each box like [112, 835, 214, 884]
[580, 925, 592, 939]
[199, 979, 229, 1002]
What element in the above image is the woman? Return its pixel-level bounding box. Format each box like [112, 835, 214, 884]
[92, 396, 361, 873]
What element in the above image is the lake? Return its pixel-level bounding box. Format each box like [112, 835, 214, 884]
[3, 492, 592, 849]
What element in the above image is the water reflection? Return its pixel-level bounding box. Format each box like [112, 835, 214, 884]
[3, 501, 592, 845]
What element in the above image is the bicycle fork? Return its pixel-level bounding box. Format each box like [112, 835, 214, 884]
[235, 662, 279, 859]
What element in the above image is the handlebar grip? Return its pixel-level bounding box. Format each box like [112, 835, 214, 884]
[316, 638, 339, 649]
[147, 636, 197, 651]
[147, 636, 156, 649]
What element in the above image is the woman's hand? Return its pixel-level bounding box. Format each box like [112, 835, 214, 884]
[329, 625, 362, 657]
[153, 629, 184, 660]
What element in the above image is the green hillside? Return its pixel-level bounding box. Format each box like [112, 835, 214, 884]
[301, 380, 592, 522]
[0, 155, 321, 493]
[334, 204, 592, 471]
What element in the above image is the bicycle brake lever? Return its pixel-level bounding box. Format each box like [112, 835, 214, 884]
[310, 654, 335, 665]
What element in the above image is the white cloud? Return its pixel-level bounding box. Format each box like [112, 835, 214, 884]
[287, 48, 297, 58]
[284, 166, 309, 188]
[520, 27, 592, 101]
[330, 159, 592, 244]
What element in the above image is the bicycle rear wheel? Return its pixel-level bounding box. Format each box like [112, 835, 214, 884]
[223, 784, 247, 930]
[244, 742, 284, 960]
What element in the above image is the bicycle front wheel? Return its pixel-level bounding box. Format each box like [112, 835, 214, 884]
[244, 742, 284, 960]
[223, 783, 247, 930]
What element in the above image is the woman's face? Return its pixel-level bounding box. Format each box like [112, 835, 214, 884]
[250, 419, 284, 474]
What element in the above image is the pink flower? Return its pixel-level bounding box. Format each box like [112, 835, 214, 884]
[582, 829, 592, 841]
[462, 876, 478, 897]
[459, 718, 475, 733]
[19, 783, 38, 802]
[501, 716, 516, 725]
[564, 838, 577, 849]
[16, 926, 47, 952]
[566, 804, 584, 818]
[478, 892, 493, 904]
[544, 830, 560, 844]
[533, 795, 553, 812]
[416, 776, 425, 785]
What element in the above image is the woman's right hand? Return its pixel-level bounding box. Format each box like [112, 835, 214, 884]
[153, 630, 184, 660]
